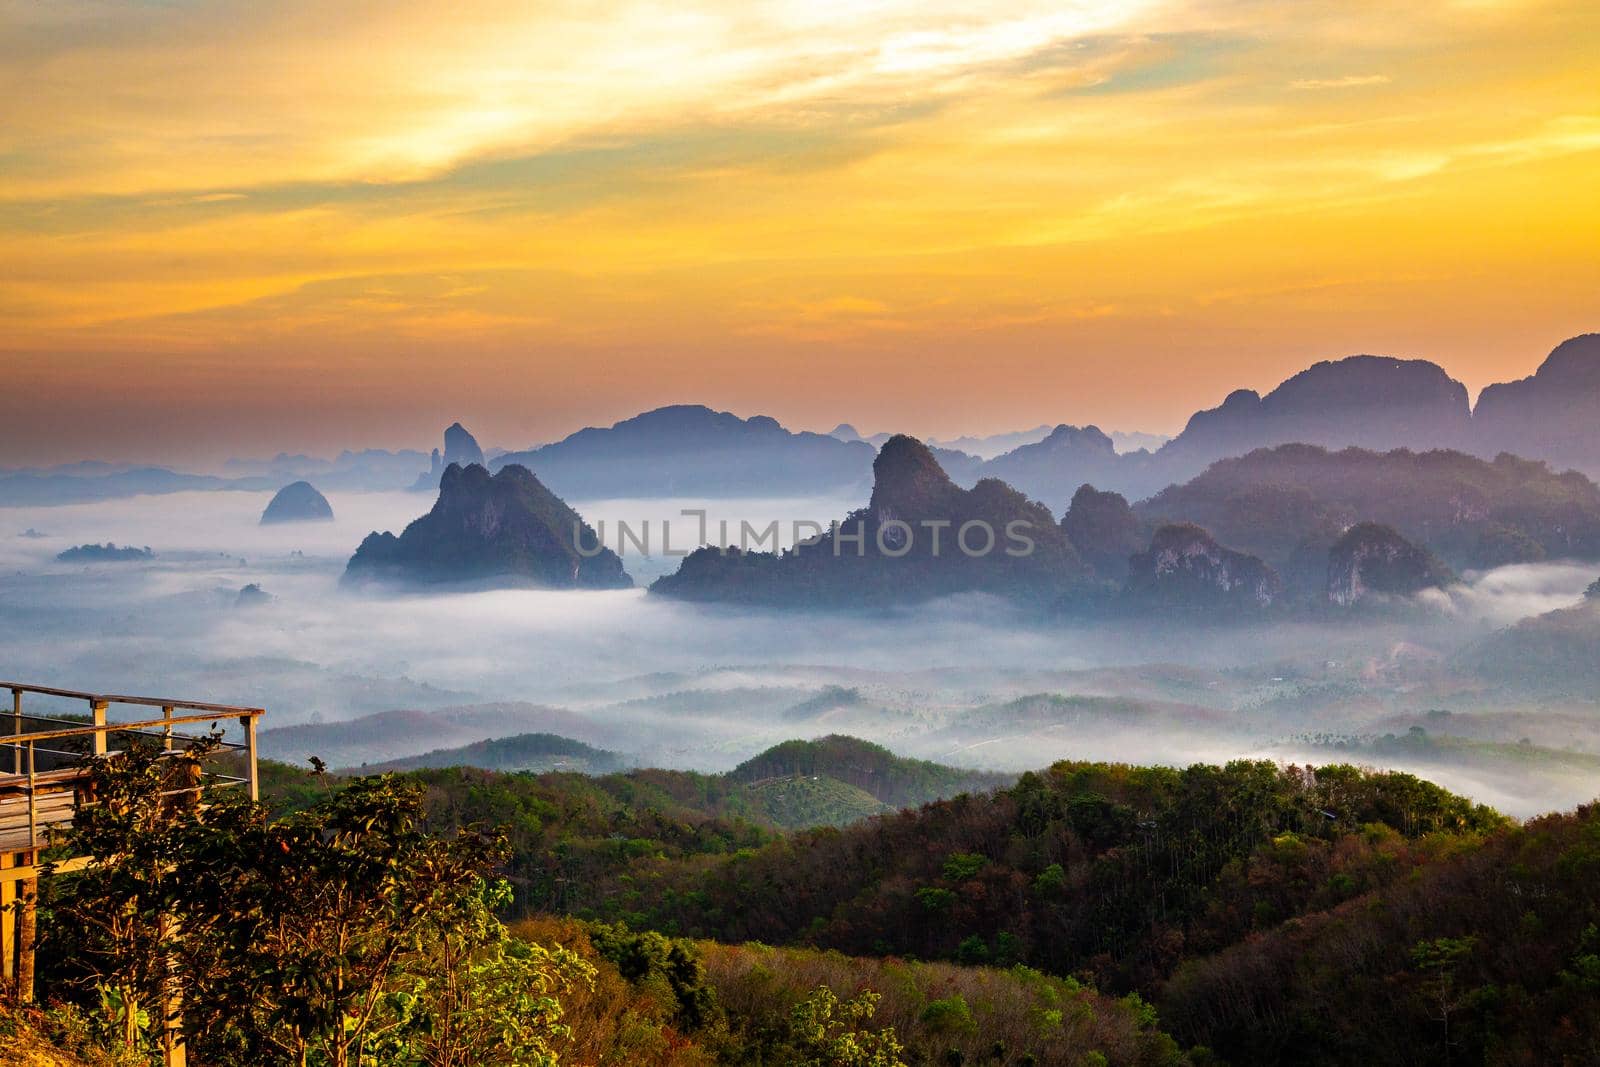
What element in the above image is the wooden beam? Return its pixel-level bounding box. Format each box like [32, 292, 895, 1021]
[15, 860, 34, 1004]
[0, 682, 263, 717]
[6, 708, 260, 746]
[0, 855, 92, 882]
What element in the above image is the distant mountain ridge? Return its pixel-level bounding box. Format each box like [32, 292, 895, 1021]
[346, 732, 625, 775]
[492, 404, 876, 498]
[494, 334, 1600, 506]
[8, 333, 1598, 508]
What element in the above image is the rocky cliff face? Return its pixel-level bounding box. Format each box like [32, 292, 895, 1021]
[1124, 524, 1281, 608]
[1325, 522, 1453, 606]
[1473, 334, 1600, 475]
[260, 480, 334, 524]
[346, 463, 630, 589]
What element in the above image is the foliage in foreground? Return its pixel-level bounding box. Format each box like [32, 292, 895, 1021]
[40, 741, 587, 1066]
[31, 742, 1181, 1067]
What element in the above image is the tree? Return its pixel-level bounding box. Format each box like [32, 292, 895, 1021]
[788, 987, 906, 1067]
[172, 776, 510, 1066]
[49, 745, 564, 1067]
[1411, 936, 1477, 1067]
[373, 930, 595, 1067]
[51, 736, 219, 1055]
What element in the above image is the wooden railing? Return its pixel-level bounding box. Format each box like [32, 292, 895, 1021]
[1, 681, 265, 1026]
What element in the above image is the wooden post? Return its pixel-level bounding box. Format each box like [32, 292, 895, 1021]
[242, 715, 259, 802]
[1, 851, 14, 991]
[160, 913, 187, 1067]
[15, 858, 34, 1005]
[9, 688, 19, 776]
[163, 705, 174, 753]
[91, 700, 108, 756]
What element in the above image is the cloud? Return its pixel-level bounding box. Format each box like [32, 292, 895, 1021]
[1290, 74, 1392, 90]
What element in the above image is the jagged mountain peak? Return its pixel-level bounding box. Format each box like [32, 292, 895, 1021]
[868, 435, 958, 517]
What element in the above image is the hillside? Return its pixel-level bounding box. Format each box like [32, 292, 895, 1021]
[620, 759, 1505, 991]
[34, 735, 1600, 1066]
[37, 749, 1192, 1067]
[1463, 596, 1600, 696]
[1162, 802, 1600, 1064]
[726, 735, 1013, 808]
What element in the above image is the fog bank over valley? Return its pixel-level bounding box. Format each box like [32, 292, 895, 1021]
[3, 488, 1597, 817]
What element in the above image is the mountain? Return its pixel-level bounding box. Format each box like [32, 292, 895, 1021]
[348, 733, 625, 775]
[929, 424, 1056, 459]
[726, 735, 1012, 809]
[964, 339, 1597, 506]
[343, 463, 631, 588]
[925, 445, 984, 486]
[494, 405, 876, 498]
[443, 421, 485, 468]
[1138, 445, 1600, 587]
[227, 448, 433, 491]
[258, 702, 619, 768]
[0, 466, 274, 506]
[1060, 483, 1143, 581]
[1124, 523, 1282, 609]
[259, 480, 334, 524]
[1464, 595, 1600, 696]
[1325, 521, 1453, 606]
[981, 424, 1130, 510]
[1473, 333, 1600, 475]
[650, 435, 1086, 607]
[1162, 354, 1473, 466]
[829, 422, 865, 443]
[413, 421, 488, 490]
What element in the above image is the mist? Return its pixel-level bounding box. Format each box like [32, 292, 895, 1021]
[2, 488, 1597, 818]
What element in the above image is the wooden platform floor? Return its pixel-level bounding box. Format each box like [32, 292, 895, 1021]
[0, 767, 86, 852]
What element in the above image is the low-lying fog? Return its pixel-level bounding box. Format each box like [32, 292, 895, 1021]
[3, 489, 1597, 818]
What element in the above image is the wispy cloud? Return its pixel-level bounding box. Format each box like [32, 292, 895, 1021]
[1, 0, 1598, 465]
[1290, 74, 1392, 90]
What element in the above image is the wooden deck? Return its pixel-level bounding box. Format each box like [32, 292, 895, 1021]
[0, 767, 82, 853]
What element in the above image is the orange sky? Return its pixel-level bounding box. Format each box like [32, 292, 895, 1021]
[2, 0, 1598, 466]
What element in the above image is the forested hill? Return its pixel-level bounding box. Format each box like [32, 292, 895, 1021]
[246, 744, 1600, 1064]
[266, 733, 1016, 839]
[725, 734, 1014, 808]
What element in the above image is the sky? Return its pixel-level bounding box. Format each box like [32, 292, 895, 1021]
[2, 0, 1598, 466]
